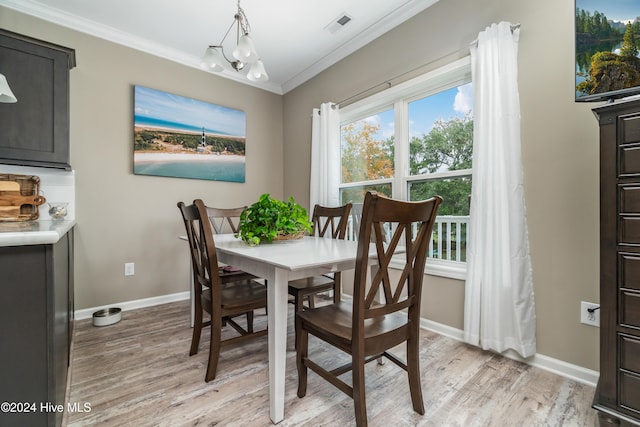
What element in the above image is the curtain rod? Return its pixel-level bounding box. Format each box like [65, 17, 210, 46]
[335, 43, 470, 108]
[469, 23, 521, 48]
[333, 22, 520, 109]
[335, 51, 456, 109]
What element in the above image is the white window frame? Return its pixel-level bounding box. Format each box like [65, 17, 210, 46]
[339, 57, 472, 280]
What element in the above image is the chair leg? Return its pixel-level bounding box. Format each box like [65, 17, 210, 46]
[190, 304, 203, 356]
[406, 337, 425, 415]
[333, 273, 341, 304]
[353, 353, 368, 427]
[246, 311, 254, 333]
[294, 293, 305, 350]
[296, 326, 309, 398]
[205, 316, 223, 382]
[264, 280, 268, 315]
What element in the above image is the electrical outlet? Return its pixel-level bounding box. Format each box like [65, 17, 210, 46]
[124, 262, 135, 276]
[580, 301, 600, 327]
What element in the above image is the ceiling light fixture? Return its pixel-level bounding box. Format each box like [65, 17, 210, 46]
[201, 0, 268, 82]
[0, 73, 17, 103]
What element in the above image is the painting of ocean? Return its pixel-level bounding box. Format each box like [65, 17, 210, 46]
[133, 85, 246, 183]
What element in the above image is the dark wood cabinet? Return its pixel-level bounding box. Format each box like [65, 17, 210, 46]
[0, 29, 75, 170]
[593, 99, 640, 426]
[0, 229, 74, 427]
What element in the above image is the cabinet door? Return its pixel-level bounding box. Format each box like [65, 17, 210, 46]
[0, 245, 49, 426]
[0, 30, 74, 170]
[0, 233, 71, 427]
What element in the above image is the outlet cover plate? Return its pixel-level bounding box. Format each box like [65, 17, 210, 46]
[124, 262, 135, 276]
[580, 301, 600, 327]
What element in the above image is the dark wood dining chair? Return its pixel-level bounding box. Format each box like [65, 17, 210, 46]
[204, 205, 257, 284]
[288, 203, 352, 313]
[295, 191, 442, 426]
[177, 200, 267, 382]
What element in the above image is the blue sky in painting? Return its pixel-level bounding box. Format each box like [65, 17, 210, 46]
[577, 0, 640, 22]
[134, 85, 246, 137]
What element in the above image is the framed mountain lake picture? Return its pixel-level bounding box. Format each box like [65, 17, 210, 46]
[133, 85, 246, 182]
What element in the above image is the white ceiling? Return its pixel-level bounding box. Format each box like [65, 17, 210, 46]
[0, 0, 439, 94]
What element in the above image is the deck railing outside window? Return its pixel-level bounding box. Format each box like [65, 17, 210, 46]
[346, 215, 470, 263]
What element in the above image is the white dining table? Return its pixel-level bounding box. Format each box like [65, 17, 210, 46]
[212, 233, 366, 424]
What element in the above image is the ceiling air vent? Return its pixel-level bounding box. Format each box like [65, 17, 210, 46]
[324, 13, 353, 34]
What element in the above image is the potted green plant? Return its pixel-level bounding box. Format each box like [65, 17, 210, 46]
[237, 193, 313, 246]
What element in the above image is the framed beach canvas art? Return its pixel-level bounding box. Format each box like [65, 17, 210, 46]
[133, 85, 246, 182]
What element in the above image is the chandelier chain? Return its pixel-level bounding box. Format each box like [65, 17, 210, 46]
[235, 0, 251, 36]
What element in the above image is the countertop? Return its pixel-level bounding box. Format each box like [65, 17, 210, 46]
[0, 220, 76, 247]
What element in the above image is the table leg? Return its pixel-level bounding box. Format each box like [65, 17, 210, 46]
[267, 267, 289, 424]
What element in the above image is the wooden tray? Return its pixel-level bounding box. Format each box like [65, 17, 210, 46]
[0, 174, 45, 221]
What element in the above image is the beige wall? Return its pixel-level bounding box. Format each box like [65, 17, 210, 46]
[1, 8, 284, 310]
[2, 0, 602, 372]
[283, 0, 601, 371]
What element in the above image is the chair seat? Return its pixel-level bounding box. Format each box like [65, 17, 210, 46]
[288, 275, 335, 295]
[202, 280, 267, 311]
[297, 302, 408, 354]
[219, 266, 257, 284]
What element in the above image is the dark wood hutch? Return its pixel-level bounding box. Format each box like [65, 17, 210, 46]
[593, 98, 640, 426]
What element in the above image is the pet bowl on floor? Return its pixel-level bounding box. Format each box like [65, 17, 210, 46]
[92, 307, 122, 326]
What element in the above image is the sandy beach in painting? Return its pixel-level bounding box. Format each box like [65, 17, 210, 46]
[134, 152, 245, 163]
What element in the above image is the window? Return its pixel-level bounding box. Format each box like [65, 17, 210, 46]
[338, 57, 472, 279]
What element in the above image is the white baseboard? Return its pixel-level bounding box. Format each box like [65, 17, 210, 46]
[75, 292, 599, 387]
[420, 318, 600, 387]
[74, 291, 190, 320]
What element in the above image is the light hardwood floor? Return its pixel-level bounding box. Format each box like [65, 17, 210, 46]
[66, 300, 598, 426]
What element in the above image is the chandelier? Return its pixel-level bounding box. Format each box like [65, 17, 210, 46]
[201, 0, 268, 82]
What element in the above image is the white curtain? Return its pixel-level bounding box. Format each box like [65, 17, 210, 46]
[309, 102, 341, 208]
[464, 22, 536, 358]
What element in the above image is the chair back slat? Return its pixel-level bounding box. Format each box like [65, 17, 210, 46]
[353, 192, 442, 332]
[364, 221, 408, 308]
[366, 297, 413, 319]
[206, 206, 246, 234]
[311, 204, 352, 239]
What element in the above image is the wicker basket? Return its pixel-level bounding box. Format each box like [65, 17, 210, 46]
[0, 174, 42, 222]
[272, 230, 306, 241]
